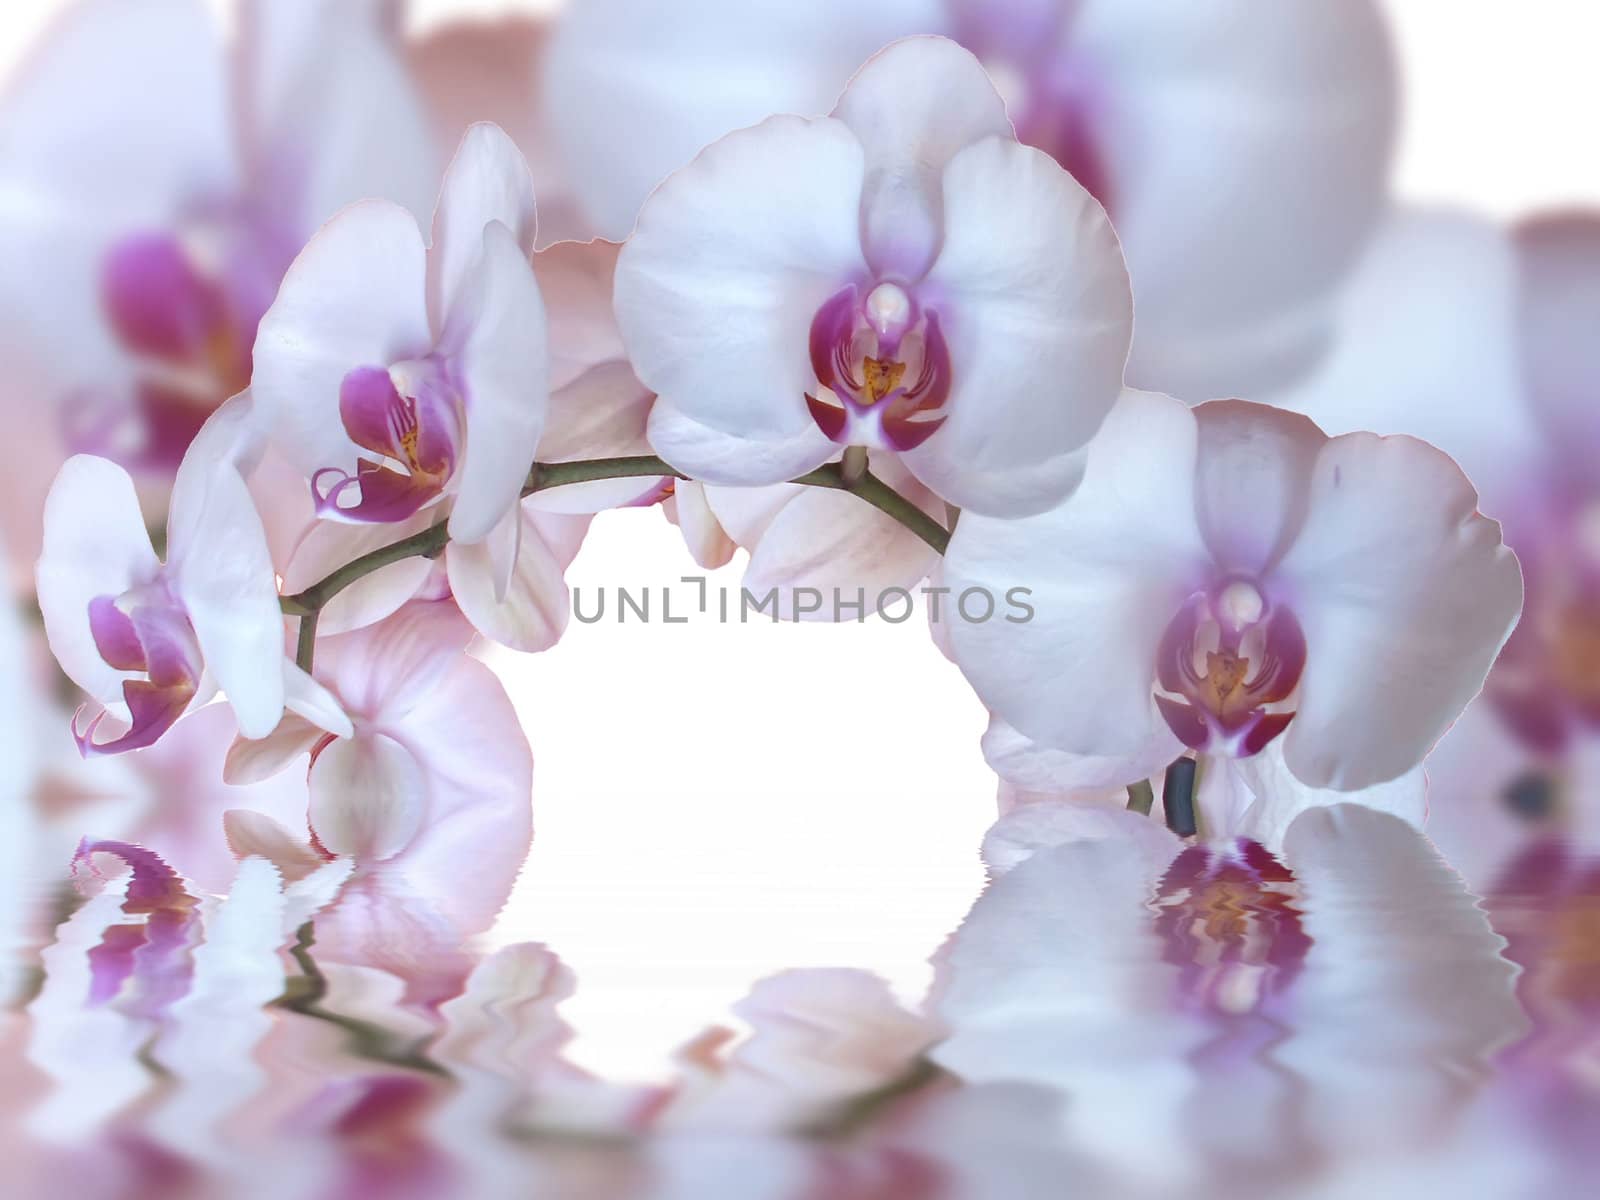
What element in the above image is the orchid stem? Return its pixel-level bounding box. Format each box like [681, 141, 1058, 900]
[295, 610, 319, 674]
[1162, 757, 1199, 837]
[839, 445, 869, 486]
[277, 455, 953, 633]
[1126, 779, 1154, 816]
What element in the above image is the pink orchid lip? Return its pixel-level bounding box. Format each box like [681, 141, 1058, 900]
[804, 283, 951, 453]
[83, 228, 268, 472]
[74, 590, 202, 757]
[313, 360, 464, 524]
[1153, 579, 1307, 758]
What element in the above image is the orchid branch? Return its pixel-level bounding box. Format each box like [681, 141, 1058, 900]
[278, 454, 954, 651]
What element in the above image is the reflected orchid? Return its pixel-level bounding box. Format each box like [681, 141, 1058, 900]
[221, 602, 533, 1006]
[934, 804, 1525, 1188]
[942, 390, 1523, 833]
[26, 842, 347, 1144]
[616, 36, 1133, 517]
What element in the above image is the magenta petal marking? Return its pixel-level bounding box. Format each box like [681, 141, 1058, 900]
[89, 596, 145, 672]
[1240, 711, 1294, 757]
[807, 285, 859, 395]
[339, 366, 409, 459]
[313, 459, 443, 524]
[805, 393, 847, 442]
[134, 381, 215, 472]
[73, 680, 193, 757]
[76, 601, 202, 757]
[130, 605, 201, 690]
[101, 233, 224, 361]
[1155, 694, 1210, 751]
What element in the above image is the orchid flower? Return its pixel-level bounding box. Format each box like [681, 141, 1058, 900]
[934, 803, 1525, 1188]
[615, 36, 1133, 518]
[253, 123, 614, 652]
[1281, 210, 1600, 891]
[220, 602, 533, 1006]
[942, 390, 1523, 837]
[253, 121, 544, 543]
[0, 0, 433, 483]
[553, 0, 1394, 401]
[36, 397, 343, 755]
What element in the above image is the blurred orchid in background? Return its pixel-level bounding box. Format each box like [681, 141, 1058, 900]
[1281, 209, 1600, 894]
[0, 0, 435, 570]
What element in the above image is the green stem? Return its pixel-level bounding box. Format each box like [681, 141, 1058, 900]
[295, 610, 320, 674]
[277, 454, 952, 632]
[1125, 779, 1155, 816]
[790, 462, 952, 555]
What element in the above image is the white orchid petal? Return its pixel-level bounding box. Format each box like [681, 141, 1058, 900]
[252, 200, 432, 477]
[1276, 432, 1524, 790]
[169, 408, 285, 740]
[430, 122, 539, 330]
[543, 0, 941, 238]
[447, 221, 549, 545]
[616, 113, 866, 481]
[944, 390, 1206, 759]
[448, 508, 589, 652]
[833, 36, 1011, 278]
[36, 455, 160, 704]
[281, 512, 437, 637]
[222, 715, 324, 786]
[910, 136, 1131, 516]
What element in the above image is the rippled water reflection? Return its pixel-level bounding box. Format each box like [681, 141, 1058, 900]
[2, 808, 1594, 1200]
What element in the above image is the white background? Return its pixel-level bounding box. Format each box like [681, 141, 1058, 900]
[3, 0, 1599, 1079]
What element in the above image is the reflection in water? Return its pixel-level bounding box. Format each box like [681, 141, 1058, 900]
[4, 808, 1594, 1198]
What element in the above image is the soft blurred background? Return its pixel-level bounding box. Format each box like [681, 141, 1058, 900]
[2, 2, 1599, 1197]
